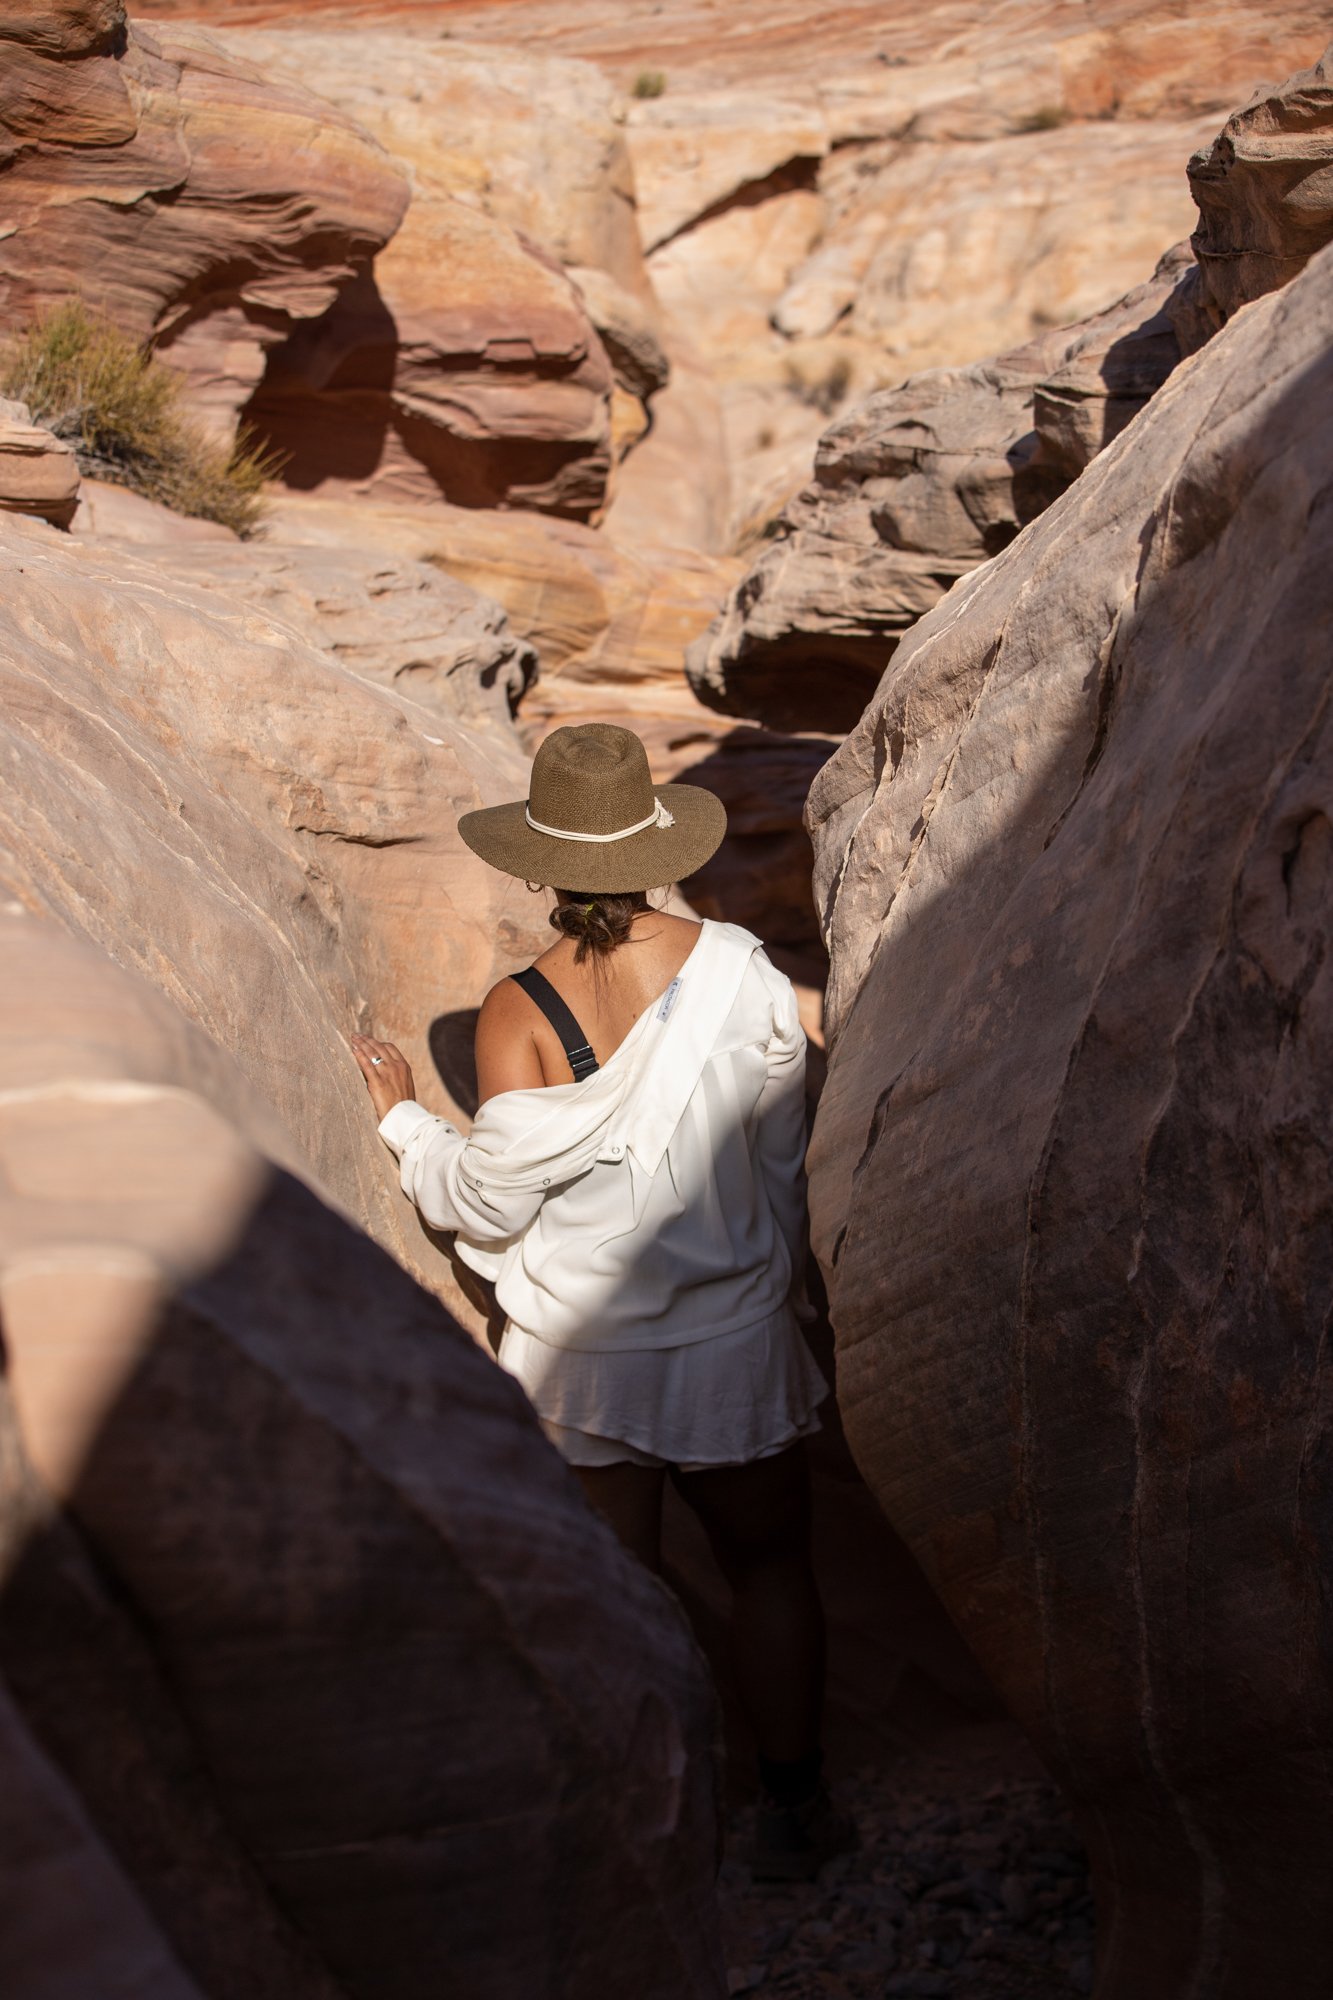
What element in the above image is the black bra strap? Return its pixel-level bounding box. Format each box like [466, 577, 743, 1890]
[510, 966, 600, 1082]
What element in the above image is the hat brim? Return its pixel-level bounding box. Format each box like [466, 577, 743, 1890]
[457, 781, 727, 893]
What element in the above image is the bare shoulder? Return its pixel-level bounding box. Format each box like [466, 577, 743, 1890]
[477, 974, 532, 1026]
[474, 973, 546, 1103]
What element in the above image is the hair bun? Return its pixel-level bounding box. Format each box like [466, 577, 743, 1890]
[549, 890, 643, 963]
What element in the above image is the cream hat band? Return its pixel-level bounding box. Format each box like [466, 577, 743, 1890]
[523, 797, 676, 843]
[456, 721, 726, 892]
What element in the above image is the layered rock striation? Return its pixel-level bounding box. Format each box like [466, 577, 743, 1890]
[807, 231, 1333, 2000]
[0, 397, 80, 527]
[689, 45, 1333, 729]
[0, 3, 410, 438]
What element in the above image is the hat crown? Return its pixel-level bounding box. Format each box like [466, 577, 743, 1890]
[528, 724, 655, 838]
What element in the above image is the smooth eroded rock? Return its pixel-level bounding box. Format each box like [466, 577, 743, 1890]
[807, 237, 1333, 2000]
[0, 917, 725, 2000]
[0, 510, 545, 1319]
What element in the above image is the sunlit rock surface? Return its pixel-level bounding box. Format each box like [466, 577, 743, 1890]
[1183, 42, 1333, 335]
[0, 397, 80, 527]
[808, 237, 1333, 2000]
[690, 42, 1333, 729]
[0, 5, 409, 438]
[0, 510, 544, 1314]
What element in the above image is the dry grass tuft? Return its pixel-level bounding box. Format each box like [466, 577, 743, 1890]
[632, 69, 667, 99]
[1, 300, 279, 537]
[1016, 104, 1069, 132]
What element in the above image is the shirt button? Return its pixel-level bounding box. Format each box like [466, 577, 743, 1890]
[542, 1177, 550, 1186]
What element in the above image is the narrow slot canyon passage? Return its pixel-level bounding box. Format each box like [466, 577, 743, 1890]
[1, 4, 1331, 1999]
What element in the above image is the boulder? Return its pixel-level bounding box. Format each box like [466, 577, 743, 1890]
[0, 397, 79, 527]
[0, 916, 725, 1999]
[807, 238, 1333, 1998]
[1184, 42, 1333, 336]
[244, 192, 615, 518]
[0, 510, 546, 1321]
[0, 9, 409, 438]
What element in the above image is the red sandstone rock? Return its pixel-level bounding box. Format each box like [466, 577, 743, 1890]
[0, 397, 79, 527]
[0, 917, 726, 1999]
[807, 237, 1333, 2000]
[244, 192, 615, 516]
[0, 7, 409, 438]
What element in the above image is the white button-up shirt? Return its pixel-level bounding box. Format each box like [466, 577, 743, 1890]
[378, 921, 808, 1352]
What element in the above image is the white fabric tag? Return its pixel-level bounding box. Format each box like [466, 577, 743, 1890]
[657, 976, 682, 1022]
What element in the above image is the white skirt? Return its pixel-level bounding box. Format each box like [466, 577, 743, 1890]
[498, 1305, 829, 1472]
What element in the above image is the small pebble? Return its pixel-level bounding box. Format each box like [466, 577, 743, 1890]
[719, 1761, 1092, 1999]
[726, 1966, 766, 1996]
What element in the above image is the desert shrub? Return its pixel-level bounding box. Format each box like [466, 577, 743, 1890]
[1, 300, 277, 536]
[784, 350, 854, 417]
[1016, 104, 1068, 132]
[632, 70, 666, 99]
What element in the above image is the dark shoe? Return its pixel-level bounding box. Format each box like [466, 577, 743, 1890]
[750, 1784, 859, 1882]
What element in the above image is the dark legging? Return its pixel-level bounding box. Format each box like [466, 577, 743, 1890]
[575, 1442, 825, 1766]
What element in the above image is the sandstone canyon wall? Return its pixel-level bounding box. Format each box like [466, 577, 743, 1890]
[691, 44, 1333, 735]
[4, 6, 1333, 1995]
[0, 919, 726, 2000]
[804, 108, 1333, 2000]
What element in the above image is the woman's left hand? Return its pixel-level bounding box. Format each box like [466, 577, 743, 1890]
[350, 1034, 416, 1122]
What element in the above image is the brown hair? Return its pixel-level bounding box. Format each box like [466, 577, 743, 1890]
[550, 889, 648, 963]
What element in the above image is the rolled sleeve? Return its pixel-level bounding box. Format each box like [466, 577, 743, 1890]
[377, 1099, 549, 1243]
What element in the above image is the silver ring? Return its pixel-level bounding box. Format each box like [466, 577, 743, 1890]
[370, 1056, 384, 1066]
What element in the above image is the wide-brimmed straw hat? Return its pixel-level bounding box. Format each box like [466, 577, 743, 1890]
[458, 722, 726, 893]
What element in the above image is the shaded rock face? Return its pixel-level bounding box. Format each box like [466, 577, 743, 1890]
[0, 511, 545, 1320]
[806, 241, 1333, 1998]
[0, 918, 725, 2000]
[0, 6, 410, 438]
[0, 397, 79, 527]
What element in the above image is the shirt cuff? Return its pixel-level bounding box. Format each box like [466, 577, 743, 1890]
[377, 1098, 441, 1158]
